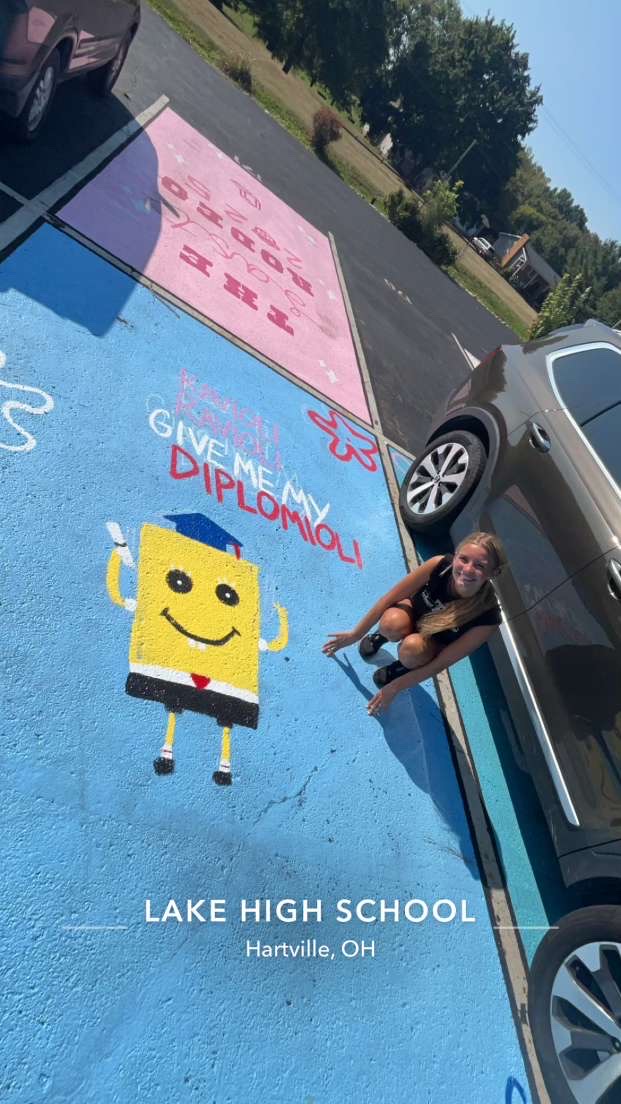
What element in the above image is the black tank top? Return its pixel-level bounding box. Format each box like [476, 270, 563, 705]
[411, 555, 502, 647]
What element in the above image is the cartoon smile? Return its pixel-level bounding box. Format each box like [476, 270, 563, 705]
[161, 607, 240, 649]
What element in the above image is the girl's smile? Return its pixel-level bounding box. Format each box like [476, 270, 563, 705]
[451, 543, 495, 596]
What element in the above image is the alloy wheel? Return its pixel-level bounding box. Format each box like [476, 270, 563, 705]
[27, 65, 55, 132]
[404, 441, 470, 516]
[550, 940, 621, 1103]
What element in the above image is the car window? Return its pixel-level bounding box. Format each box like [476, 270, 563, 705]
[551, 345, 621, 424]
[582, 403, 621, 489]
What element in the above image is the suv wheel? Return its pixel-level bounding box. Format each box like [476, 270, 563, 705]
[529, 906, 621, 1104]
[399, 430, 486, 534]
[89, 31, 132, 97]
[13, 50, 59, 143]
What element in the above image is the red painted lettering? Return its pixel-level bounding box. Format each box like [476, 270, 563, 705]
[354, 540, 364, 570]
[180, 245, 214, 278]
[197, 201, 224, 228]
[261, 249, 284, 273]
[288, 268, 313, 296]
[335, 533, 357, 565]
[170, 445, 199, 480]
[267, 305, 294, 335]
[281, 506, 308, 542]
[231, 226, 256, 252]
[303, 516, 317, 545]
[257, 491, 279, 521]
[215, 468, 236, 504]
[223, 273, 259, 311]
[315, 523, 337, 551]
[237, 481, 257, 515]
[161, 176, 188, 201]
[203, 463, 212, 495]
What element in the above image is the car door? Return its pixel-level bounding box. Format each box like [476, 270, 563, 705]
[519, 545, 621, 842]
[480, 342, 621, 620]
[491, 355, 621, 841]
[72, 1, 135, 71]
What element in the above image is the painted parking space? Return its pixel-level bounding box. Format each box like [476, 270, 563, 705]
[391, 439, 569, 963]
[411, 521, 573, 964]
[2, 224, 531, 1102]
[59, 107, 369, 422]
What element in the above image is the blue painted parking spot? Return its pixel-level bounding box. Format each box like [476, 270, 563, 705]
[389, 445, 572, 962]
[2, 227, 531, 1101]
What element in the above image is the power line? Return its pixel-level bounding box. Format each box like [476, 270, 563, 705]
[459, 0, 621, 219]
[538, 105, 621, 212]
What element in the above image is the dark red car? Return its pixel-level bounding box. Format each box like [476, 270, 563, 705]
[0, 1, 141, 142]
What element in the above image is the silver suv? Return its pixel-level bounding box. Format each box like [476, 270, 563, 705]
[400, 320, 621, 1104]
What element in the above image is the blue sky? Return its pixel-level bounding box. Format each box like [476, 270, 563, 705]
[461, 0, 621, 243]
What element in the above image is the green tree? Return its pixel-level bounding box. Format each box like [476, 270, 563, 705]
[253, 0, 398, 110]
[597, 286, 621, 327]
[382, 8, 541, 208]
[513, 202, 547, 234]
[529, 273, 585, 339]
[419, 177, 463, 233]
[550, 186, 587, 230]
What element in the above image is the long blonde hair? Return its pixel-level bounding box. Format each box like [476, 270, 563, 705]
[417, 532, 507, 639]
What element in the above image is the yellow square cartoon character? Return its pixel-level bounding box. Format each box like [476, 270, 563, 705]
[106, 514, 288, 785]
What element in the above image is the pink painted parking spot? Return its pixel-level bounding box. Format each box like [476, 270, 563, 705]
[60, 108, 370, 423]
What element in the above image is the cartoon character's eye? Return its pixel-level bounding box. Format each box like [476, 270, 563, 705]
[215, 583, 239, 606]
[167, 570, 193, 594]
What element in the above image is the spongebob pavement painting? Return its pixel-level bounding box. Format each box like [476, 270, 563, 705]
[106, 512, 288, 784]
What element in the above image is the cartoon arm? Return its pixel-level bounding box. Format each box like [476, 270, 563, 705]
[261, 604, 289, 653]
[105, 521, 137, 612]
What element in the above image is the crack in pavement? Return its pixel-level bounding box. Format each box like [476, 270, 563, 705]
[252, 765, 320, 828]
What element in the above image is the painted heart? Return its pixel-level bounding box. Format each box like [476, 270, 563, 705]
[191, 675, 211, 690]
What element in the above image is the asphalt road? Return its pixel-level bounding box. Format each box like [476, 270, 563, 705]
[0, 2, 516, 454]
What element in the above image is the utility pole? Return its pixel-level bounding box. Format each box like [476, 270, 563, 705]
[446, 138, 478, 179]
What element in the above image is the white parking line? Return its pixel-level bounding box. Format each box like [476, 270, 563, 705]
[0, 94, 169, 253]
[451, 331, 481, 370]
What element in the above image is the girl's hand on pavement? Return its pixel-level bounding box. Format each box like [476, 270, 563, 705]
[323, 631, 358, 656]
[367, 685, 397, 717]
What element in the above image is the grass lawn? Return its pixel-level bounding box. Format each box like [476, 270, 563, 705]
[146, 0, 537, 336]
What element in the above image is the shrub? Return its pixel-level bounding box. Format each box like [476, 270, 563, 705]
[386, 189, 424, 242]
[222, 56, 253, 94]
[386, 189, 457, 268]
[312, 108, 342, 154]
[420, 178, 463, 235]
[420, 227, 458, 268]
[529, 273, 584, 339]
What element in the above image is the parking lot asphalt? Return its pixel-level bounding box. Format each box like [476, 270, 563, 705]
[0, 2, 515, 455]
[0, 9, 550, 1102]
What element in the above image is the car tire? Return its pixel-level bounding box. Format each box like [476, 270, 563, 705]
[12, 49, 59, 143]
[399, 430, 486, 534]
[529, 906, 621, 1104]
[89, 31, 132, 97]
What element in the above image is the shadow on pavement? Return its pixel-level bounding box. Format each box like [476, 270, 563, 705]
[332, 651, 483, 883]
[1, 80, 140, 199]
[0, 87, 162, 338]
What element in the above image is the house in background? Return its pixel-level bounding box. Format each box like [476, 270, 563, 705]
[493, 232, 561, 309]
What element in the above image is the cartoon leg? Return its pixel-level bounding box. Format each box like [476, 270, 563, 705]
[154, 710, 177, 775]
[213, 726, 233, 786]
